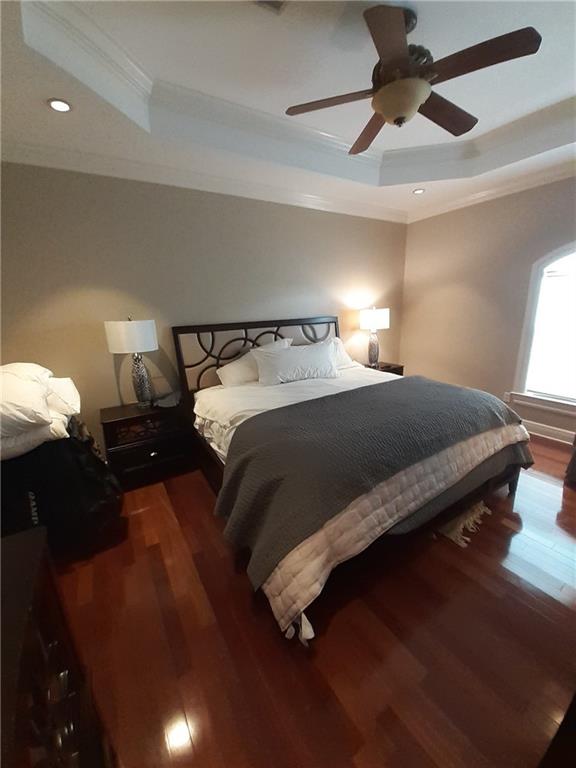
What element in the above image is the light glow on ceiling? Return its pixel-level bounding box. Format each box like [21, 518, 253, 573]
[48, 99, 71, 113]
[412, 188, 426, 195]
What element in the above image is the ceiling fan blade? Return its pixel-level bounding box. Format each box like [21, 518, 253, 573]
[349, 113, 385, 155]
[286, 89, 373, 116]
[419, 92, 478, 136]
[363, 5, 409, 68]
[432, 27, 542, 85]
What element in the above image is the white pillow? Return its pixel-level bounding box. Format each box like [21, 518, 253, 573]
[48, 410, 70, 439]
[216, 338, 292, 387]
[1, 425, 54, 461]
[254, 340, 339, 386]
[331, 337, 355, 368]
[0, 411, 69, 461]
[47, 377, 81, 416]
[0, 370, 52, 438]
[1, 362, 53, 384]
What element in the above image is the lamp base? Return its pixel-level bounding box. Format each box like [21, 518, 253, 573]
[368, 332, 379, 367]
[132, 353, 154, 407]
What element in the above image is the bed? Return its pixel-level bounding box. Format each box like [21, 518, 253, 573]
[173, 316, 533, 640]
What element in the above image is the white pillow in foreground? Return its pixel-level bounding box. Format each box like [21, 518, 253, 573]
[1, 362, 53, 384]
[0, 370, 52, 438]
[254, 339, 339, 386]
[216, 337, 292, 387]
[47, 377, 81, 416]
[0, 411, 69, 461]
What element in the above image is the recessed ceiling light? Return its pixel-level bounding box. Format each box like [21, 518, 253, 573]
[412, 188, 425, 195]
[48, 99, 71, 113]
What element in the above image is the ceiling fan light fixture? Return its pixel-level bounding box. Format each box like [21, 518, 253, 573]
[371, 78, 431, 126]
[286, 6, 542, 155]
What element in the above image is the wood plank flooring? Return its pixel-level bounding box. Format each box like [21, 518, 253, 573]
[56, 437, 576, 767]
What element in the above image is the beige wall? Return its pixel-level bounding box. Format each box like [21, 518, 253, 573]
[1, 163, 406, 441]
[4, 163, 574, 445]
[400, 177, 576, 433]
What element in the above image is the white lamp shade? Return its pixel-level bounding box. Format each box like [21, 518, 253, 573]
[359, 307, 390, 331]
[104, 320, 158, 354]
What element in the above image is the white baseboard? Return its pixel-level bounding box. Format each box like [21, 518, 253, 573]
[523, 419, 575, 445]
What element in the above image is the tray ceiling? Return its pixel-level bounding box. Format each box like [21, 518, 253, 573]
[2, 1, 575, 222]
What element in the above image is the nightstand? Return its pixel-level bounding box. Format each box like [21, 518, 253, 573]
[366, 362, 404, 375]
[100, 403, 197, 489]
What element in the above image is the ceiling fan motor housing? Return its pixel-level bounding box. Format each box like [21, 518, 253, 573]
[372, 77, 432, 126]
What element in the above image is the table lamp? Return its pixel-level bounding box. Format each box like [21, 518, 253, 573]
[104, 318, 158, 407]
[359, 307, 390, 367]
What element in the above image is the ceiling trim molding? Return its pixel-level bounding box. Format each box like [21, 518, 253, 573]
[1, 140, 407, 224]
[21, 1, 153, 130]
[407, 161, 576, 223]
[378, 98, 576, 185]
[151, 84, 575, 187]
[18, 1, 576, 191]
[151, 81, 380, 163]
[150, 81, 381, 185]
[4, 140, 573, 226]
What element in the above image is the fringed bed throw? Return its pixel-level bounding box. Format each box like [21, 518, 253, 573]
[437, 502, 492, 548]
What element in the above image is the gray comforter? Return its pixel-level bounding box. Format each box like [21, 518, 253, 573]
[215, 376, 530, 589]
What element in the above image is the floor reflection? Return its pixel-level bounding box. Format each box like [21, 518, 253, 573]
[165, 716, 194, 756]
[501, 465, 576, 596]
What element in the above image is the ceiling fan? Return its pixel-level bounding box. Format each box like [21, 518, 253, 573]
[286, 5, 542, 155]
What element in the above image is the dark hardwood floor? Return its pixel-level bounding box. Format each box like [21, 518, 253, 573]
[56, 437, 576, 767]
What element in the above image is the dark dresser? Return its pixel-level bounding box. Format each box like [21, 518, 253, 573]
[1, 528, 115, 767]
[100, 403, 197, 489]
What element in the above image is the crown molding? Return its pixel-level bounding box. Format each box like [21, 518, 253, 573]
[4, 140, 573, 227]
[151, 81, 381, 164]
[1, 140, 407, 224]
[150, 81, 381, 185]
[19, 2, 575, 190]
[148, 83, 576, 188]
[21, 1, 152, 130]
[407, 161, 576, 223]
[378, 98, 576, 185]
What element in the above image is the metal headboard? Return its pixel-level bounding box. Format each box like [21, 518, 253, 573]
[172, 315, 339, 411]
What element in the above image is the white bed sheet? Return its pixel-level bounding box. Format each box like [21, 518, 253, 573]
[193, 363, 400, 460]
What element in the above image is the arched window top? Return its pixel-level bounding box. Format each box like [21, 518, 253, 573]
[524, 252, 576, 402]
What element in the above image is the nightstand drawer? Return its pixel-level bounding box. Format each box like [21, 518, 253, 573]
[102, 411, 182, 449]
[107, 435, 191, 473]
[106, 435, 196, 491]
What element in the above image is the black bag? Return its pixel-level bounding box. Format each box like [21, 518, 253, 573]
[1, 435, 125, 559]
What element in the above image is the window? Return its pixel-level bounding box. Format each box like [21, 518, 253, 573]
[524, 252, 576, 402]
